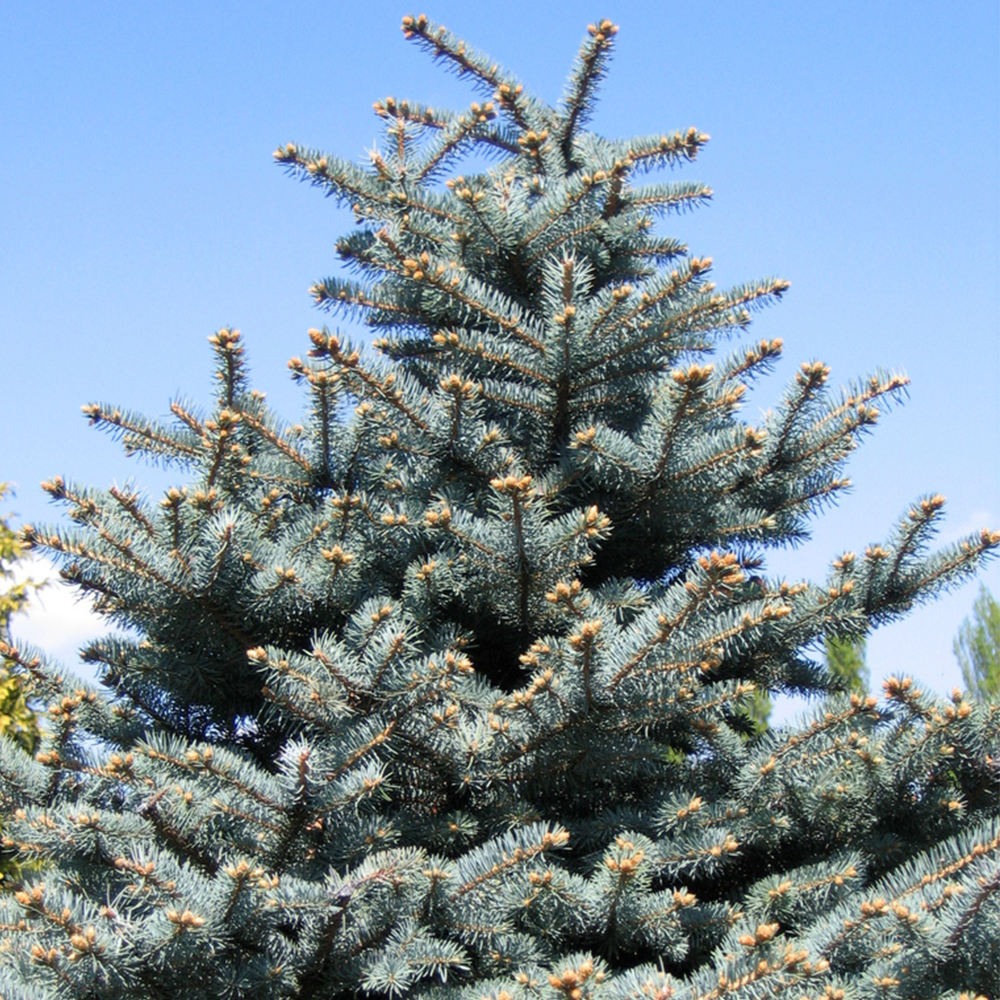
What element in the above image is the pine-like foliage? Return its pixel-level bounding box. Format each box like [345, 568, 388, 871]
[1, 16, 998, 1000]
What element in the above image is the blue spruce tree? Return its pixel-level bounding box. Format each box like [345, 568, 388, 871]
[1, 15, 998, 1000]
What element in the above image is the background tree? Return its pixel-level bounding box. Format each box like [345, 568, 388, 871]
[824, 635, 869, 695]
[0, 485, 41, 753]
[0, 484, 43, 888]
[0, 16, 998, 1000]
[953, 584, 1000, 702]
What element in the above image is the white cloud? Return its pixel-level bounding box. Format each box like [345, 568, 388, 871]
[7, 555, 107, 684]
[940, 508, 997, 545]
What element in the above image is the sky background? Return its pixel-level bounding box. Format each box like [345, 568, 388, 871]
[2, 1, 998, 721]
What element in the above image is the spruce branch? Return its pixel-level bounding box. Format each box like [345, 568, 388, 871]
[557, 20, 619, 161]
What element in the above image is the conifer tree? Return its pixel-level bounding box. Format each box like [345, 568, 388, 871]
[1, 16, 998, 1000]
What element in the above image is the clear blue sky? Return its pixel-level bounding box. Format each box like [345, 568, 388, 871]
[2, 2, 997, 714]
